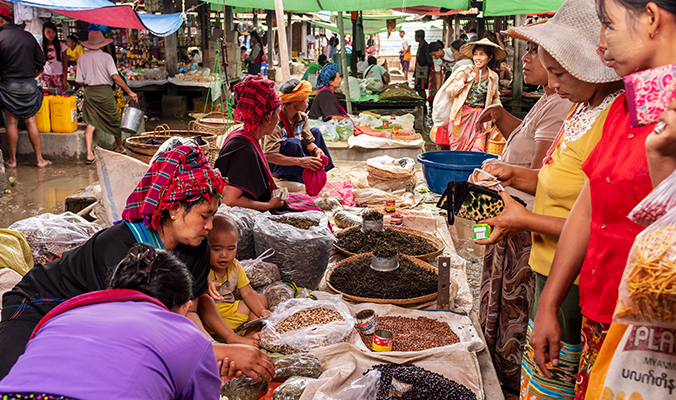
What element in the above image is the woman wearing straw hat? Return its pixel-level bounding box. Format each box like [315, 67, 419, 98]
[470, 0, 625, 398]
[436, 37, 504, 151]
[76, 27, 137, 162]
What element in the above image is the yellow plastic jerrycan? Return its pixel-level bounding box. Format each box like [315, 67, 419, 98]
[35, 94, 51, 133]
[50, 95, 78, 133]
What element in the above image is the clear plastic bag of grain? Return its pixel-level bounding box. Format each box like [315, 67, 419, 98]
[328, 370, 381, 400]
[273, 353, 323, 382]
[220, 375, 268, 400]
[256, 281, 293, 312]
[272, 376, 316, 400]
[241, 249, 281, 289]
[260, 294, 355, 354]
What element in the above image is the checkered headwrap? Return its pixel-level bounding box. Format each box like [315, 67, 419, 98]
[233, 74, 280, 135]
[121, 143, 226, 229]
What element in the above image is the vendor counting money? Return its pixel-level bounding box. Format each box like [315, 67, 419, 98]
[262, 79, 334, 186]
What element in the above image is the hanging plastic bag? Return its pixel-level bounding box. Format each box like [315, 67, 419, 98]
[240, 249, 281, 289]
[259, 294, 356, 354]
[628, 168, 676, 226]
[217, 205, 259, 260]
[614, 206, 676, 328]
[257, 281, 294, 312]
[273, 353, 323, 382]
[220, 375, 269, 400]
[272, 376, 316, 400]
[339, 76, 361, 101]
[328, 370, 382, 400]
[253, 211, 335, 290]
[9, 213, 101, 266]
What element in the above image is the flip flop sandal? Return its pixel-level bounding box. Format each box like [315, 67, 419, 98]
[38, 160, 52, 169]
[85, 159, 96, 165]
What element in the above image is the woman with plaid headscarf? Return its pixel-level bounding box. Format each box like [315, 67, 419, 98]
[0, 140, 275, 383]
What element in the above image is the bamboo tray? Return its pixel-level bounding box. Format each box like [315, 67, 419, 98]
[333, 225, 444, 261]
[326, 253, 438, 306]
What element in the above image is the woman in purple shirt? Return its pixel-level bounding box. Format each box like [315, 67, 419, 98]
[0, 244, 223, 400]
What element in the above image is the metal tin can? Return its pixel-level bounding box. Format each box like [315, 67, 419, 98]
[390, 215, 403, 226]
[385, 200, 396, 213]
[372, 329, 394, 352]
[356, 309, 378, 335]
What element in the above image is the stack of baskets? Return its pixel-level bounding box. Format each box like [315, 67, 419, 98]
[189, 112, 239, 137]
[124, 124, 218, 166]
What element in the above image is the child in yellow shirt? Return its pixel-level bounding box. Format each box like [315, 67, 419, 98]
[65, 35, 83, 66]
[208, 214, 271, 332]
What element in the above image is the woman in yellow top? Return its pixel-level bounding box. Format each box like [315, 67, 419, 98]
[65, 35, 84, 66]
[473, 0, 624, 398]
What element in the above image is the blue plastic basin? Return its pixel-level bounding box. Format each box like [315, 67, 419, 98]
[417, 151, 499, 194]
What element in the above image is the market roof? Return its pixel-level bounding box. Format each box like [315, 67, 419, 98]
[202, 0, 470, 13]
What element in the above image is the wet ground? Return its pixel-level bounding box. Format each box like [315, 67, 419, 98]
[1, 162, 97, 228]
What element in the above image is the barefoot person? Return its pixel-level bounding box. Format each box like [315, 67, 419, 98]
[0, 5, 50, 169]
[76, 27, 137, 162]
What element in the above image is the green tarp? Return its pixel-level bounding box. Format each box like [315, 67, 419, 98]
[203, 0, 470, 13]
[314, 15, 407, 35]
[483, 0, 565, 16]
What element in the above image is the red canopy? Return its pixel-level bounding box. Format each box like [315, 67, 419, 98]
[392, 7, 478, 16]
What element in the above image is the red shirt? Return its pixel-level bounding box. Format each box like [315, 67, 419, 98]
[579, 92, 654, 324]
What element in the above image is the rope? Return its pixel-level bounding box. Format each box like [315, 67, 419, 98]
[202, 40, 226, 118]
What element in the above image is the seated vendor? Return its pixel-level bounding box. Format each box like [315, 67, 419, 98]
[302, 54, 328, 82]
[307, 62, 348, 121]
[364, 56, 390, 85]
[261, 79, 334, 185]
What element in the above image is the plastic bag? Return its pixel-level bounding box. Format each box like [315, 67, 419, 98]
[309, 119, 340, 142]
[8, 212, 101, 265]
[257, 281, 294, 312]
[614, 206, 676, 328]
[272, 376, 316, 400]
[273, 353, 323, 382]
[333, 210, 362, 229]
[315, 197, 343, 212]
[628, 168, 676, 226]
[241, 249, 281, 289]
[220, 375, 268, 400]
[253, 211, 335, 290]
[339, 76, 361, 101]
[216, 205, 259, 260]
[328, 370, 381, 400]
[366, 156, 416, 180]
[0, 229, 34, 276]
[260, 294, 355, 354]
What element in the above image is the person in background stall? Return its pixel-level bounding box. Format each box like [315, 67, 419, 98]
[328, 33, 339, 61]
[0, 244, 224, 399]
[76, 29, 137, 162]
[306, 32, 316, 54]
[40, 22, 67, 95]
[0, 139, 275, 382]
[240, 45, 247, 62]
[262, 78, 334, 188]
[307, 62, 348, 121]
[436, 38, 503, 151]
[399, 30, 411, 81]
[413, 30, 433, 108]
[0, 5, 50, 169]
[429, 41, 456, 89]
[467, 28, 478, 42]
[472, 28, 572, 395]
[364, 56, 390, 85]
[244, 31, 263, 76]
[448, 39, 473, 78]
[65, 34, 83, 67]
[191, 49, 202, 67]
[356, 54, 369, 77]
[302, 54, 328, 83]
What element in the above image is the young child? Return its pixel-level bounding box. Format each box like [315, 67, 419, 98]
[208, 214, 271, 333]
[65, 35, 84, 66]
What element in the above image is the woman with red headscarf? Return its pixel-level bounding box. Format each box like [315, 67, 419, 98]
[0, 141, 275, 383]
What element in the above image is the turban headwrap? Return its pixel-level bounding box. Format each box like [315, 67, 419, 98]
[279, 80, 312, 103]
[121, 142, 226, 229]
[316, 63, 340, 89]
[233, 74, 280, 135]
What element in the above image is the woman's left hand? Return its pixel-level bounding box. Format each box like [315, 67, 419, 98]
[208, 281, 224, 301]
[475, 190, 530, 245]
[218, 357, 242, 385]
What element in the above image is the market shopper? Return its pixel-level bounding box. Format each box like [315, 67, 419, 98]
[473, 34, 572, 394]
[302, 54, 328, 82]
[472, 1, 624, 398]
[327, 33, 339, 61]
[0, 5, 50, 169]
[0, 142, 275, 382]
[244, 31, 263, 76]
[429, 41, 456, 90]
[530, 1, 676, 399]
[435, 38, 504, 151]
[65, 34, 83, 66]
[308, 63, 348, 121]
[413, 30, 433, 103]
[76, 29, 137, 162]
[364, 56, 390, 85]
[40, 22, 67, 95]
[262, 79, 335, 186]
[0, 244, 223, 399]
[399, 30, 411, 81]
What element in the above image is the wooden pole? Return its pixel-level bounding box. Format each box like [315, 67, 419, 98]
[266, 11, 274, 69]
[163, 0, 177, 77]
[273, 0, 291, 81]
[336, 12, 352, 115]
[454, 14, 460, 40]
[301, 21, 307, 57]
[511, 14, 527, 117]
[287, 13, 293, 60]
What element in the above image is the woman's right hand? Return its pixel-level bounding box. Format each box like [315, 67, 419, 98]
[266, 194, 284, 210]
[529, 308, 563, 379]
[646, 101, 676, 159]
[475, 105, 505, 134]
[298, 156, 323, 171]
[481, 161, 516, 187]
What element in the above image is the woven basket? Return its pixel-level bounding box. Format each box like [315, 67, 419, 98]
[124, 124, 216, 165]
[326, 253, 438, 306]
[189, 112, 239, 137]
[486, 139, 506, 156]
[333, 225, 444, 261]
